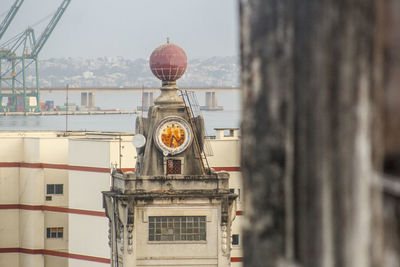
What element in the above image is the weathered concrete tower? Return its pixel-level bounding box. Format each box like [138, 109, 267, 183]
[103, 40, 237, 267]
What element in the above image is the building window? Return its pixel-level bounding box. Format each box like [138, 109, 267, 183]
[166, 159, 181, 174]
[149, 216, 206, 241]
[46, 227, 63, 239]
[232, 234, 239, 246]
[46, 184, 63, 195]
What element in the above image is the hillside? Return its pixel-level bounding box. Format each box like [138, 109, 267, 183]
[36, 56, 239, 87]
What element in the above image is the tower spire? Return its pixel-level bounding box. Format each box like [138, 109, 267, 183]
[149, 40, 187, 105]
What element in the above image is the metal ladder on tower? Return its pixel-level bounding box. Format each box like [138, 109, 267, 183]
[180, 90, 213, 175]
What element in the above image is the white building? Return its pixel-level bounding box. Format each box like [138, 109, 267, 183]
[0, 129, 243, 266]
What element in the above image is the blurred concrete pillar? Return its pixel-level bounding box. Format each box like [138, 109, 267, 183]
[240, 0, 385, 266]
[383, 1, 400, 266]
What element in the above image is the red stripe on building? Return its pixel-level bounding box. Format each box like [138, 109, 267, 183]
[231, 257, 243, 262]
[0, 204, 20, 209]
[0, 204, 106, 217]
[22, 162, 110, 173]
[43, 206, 106, 217]
[64, 165, 110, 173]
[0, 162, 239, 173]
[0, 248, 19, 253]
[0, 248, 110, 264]
[0, 162, 110, 173]
[236, 210, 243, 216]
[0, 162, 20, 168]
[213, 166, 241, 172]
[121, 168, 135, 172]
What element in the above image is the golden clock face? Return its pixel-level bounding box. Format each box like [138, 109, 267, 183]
[154, 116, 192, 155]
[160, 123, 186, 148]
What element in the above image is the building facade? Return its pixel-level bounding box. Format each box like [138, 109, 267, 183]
[0, 129, 242, 267]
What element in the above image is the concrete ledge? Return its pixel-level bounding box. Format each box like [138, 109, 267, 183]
[111, 172, 230, 193]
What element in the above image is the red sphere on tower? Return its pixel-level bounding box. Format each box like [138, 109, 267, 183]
[150, 39, 187, 82]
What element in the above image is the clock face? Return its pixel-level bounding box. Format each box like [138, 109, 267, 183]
[160, 123, 186, 148]
[154, 116, 192, 155]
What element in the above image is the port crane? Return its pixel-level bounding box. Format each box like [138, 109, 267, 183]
[0, 0, 24, 40]
[0, 0, 71, 112]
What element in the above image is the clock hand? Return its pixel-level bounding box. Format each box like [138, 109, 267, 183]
[171, 134, 182, 147]
[170, 135, 176, 147]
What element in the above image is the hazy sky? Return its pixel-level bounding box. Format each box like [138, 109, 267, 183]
[1, 0, 239, 60]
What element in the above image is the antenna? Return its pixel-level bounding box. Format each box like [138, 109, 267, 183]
[119, 134, 122, 170]
[141, 84, 144, 115]
[65, 83, 69, 134]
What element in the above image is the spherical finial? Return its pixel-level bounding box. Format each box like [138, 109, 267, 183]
[149, 40, 187, 82]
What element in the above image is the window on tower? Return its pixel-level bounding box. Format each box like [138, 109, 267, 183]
[149, 216, 206, 242]
[166, 159, 182, 174]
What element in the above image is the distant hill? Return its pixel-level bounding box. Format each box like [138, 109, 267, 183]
[35, 56, 239, 88]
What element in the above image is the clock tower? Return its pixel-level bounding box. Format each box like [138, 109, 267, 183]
[103, 40, 237, 267]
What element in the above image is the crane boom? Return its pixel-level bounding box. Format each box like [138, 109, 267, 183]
[0, 0, 24, 40]
[0, 0, 71, 112]
[30, 0, 71, 58]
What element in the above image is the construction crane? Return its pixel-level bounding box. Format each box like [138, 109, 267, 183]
[0, 0, 24, 40]
[0, 0, 71, 112]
